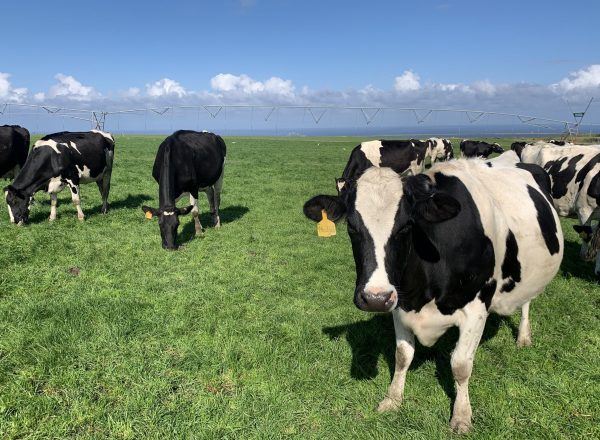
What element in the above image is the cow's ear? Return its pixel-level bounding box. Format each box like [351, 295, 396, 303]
[303, 195, 346, 223]
[141, 205, 160, 216]
[177, 205, 194, 216]
[405, 174, 461, 223]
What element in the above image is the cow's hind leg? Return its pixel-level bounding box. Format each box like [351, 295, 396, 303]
[517, 301, 532, 347]
[378, 309, 415, 412]
[49, 193, 58, 221]
[97, 149, 114, 214]
[449, 301, 487, 434]
[67, 181, 85, 221]
[190, 193, 203, 236]
[206, 170, 224, 228]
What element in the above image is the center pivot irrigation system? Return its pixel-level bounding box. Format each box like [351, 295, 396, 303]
[0, 99, 596, 138]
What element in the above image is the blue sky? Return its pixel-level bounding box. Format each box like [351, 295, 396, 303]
[1, 0, 599, 127]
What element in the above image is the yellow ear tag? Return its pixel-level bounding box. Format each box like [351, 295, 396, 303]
[317, 209, 336, 237]
[145, 211, 153, 220]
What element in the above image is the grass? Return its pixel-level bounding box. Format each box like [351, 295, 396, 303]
[0, 135, 599, 439]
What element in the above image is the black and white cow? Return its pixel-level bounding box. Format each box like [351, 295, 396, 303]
[517, 143, 600, 279]
[141, 130, 226, 250]
[304, 159, 563, 433]
[427, 137, 454, 164]
[4, 130, 114, 224]
[460, 140, 504, 158]
[336, 140, 427, 193]
[0, 125, 30, 180]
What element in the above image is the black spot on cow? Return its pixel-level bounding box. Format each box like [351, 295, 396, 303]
[516, 162, 553, 204]
[587, 172, 600, 205]
[527, 185, 560, 255]
[575, 152, 600, 192]
[543, 154, 584, 199]
[501, 230, 521, 293]
[479, 278, 497, 309]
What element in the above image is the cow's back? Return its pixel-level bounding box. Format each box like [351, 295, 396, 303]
[0, 125, 29, 176]
[153, 130, 226, 191]
[427, 160, 563, 315]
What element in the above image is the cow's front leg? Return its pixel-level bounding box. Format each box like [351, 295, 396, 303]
[67, 181, 84, 221]
[49, 193, 58, 221]
[517, 301, 532, 347]
[189, 193, 203, 236]
[378, 309, 415, 412]
[449, 301, 487, 434]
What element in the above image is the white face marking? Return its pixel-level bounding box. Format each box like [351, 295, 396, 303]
[91, 130, 114, 141]
[355, 167, 403, 295]
[360, 140, 383, 166]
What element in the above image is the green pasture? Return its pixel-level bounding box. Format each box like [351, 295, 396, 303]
[0, 136, 598, 439]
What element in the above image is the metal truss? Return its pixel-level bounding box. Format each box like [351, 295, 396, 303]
[1, 102, 597, 138]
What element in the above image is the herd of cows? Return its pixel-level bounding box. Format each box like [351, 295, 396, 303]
[1, 124, 599, 433]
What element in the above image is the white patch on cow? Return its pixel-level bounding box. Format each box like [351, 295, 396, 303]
[359, 140, 383, 167]
[69, 141, 82, 155]
[5, 191, 15, 223]
[486, 150, 519, 167]
[47, 177, 63, 193]
[76, 165, 94, 182]
[163, 211, 175, 216]
[34, 139, 63, 154]
[91, 129, 114, 141]
[355, 167, 403, 295]
[397, 299, 461, 347]
[336, 180, 346, 192]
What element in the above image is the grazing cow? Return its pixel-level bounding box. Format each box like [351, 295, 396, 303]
[427, 137, 454, 164]
[4, 130, 114, 224]
[141, 130, 226, 250]
[460, 140, 504, 158]
[304, 160, 563, 433]
[336, 139, 427, 193]
[0, 125, 30, 180]
[518, 144, 600, 279]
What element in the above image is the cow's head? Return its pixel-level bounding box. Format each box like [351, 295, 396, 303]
[491, 143, 504, 154]
[142, 205, 193, 250]
[4, 185, 31, 225]
[304, 167, 461, 313]
[510, 142, 527, 159]
[573, 224, 600, 280]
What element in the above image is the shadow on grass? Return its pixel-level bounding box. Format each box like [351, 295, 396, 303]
[560, 239, 598, 283]
[323, 313, 509, 408]
[26, 193, 153, 224]
[178, 205, 250, 244]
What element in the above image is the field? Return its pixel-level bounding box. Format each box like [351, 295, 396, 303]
[0, 135, 599, 439]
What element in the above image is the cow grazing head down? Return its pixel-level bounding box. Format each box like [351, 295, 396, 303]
[141, 205, 193, 250]
[4, 185, 31, 225]
[304, 167, 461, 312]
[491, 143, 504, 154]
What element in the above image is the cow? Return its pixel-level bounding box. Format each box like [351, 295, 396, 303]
[0, 125, 30, 180]
[460, 140, 504, 158]
[4, 130, 114, 224]
[335, 139, 427, 193]
[427, 137, 454, 164]
[303, 159, 563, 433]
[141, 130, 226, 250]
[518, 143, 600, 280]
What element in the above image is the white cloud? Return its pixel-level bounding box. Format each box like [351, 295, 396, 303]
[48, 73, 98, 101]
[0, 72, 28, 103]
[394, 70, 421, 92]
[551, 64, 600, 92]
[146, 78, 187, 98]
[121, 87, 140, 98]
[210, 73, 295, 97]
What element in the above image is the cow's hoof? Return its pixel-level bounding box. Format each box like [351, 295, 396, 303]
[195, 229, 204, 237]
[49, 217, 56, 222]
[214, 217, 221, 229]
[517, 335, 532, 348]
[78, 216, 85, 222]
[377, 397, 402, 412]
[450, 417, 472, 434]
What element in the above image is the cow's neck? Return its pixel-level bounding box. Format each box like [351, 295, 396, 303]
[158, 145, 176, 210]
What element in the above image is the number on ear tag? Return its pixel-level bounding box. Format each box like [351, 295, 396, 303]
[317, 210, 336, 237]
[145, 211, 153, 220]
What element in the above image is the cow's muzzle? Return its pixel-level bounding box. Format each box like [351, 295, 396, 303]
[356, 287, 398, 312]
